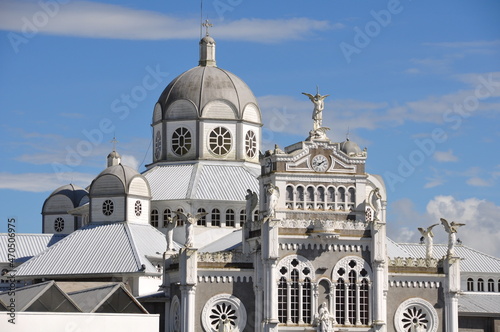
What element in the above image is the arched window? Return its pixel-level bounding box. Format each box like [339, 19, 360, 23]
[348, 270, 357, 324]
[467, 278, 474, 291]
[335, 279, 345, 324]
[226, 209, 235, 227]
[327, 187, 335, 210]
[239, 209, 246, 227]
[296, 186, 304, 209]
[316, 187, 325, 210]
[277, 255, 314, 325]
[337, 187, 346, 210]
[162, 208, 171, 227]
[347, 187, 356, 210]
[253, 210, 259, 222]
[150, 209, 159, 227]
[488, 279, 494, 292]
[175, 208, 184, 226]
[286, 185, 294, 209]
[197, 208, 207, 226]
[303, 278, 312, 324]
[211, 208, 221, 227]
[498, 279, 500, 293]
[278, 277, 287, 323]
[478, 278, 484, 292]
[332, 257, 372, 326]
[360, 279, 369, 325]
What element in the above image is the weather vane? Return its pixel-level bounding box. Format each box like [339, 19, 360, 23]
[202, 19, 213, 36]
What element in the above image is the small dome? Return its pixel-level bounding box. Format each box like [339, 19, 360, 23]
[90, 164, 150, 197]
[107, 150, 121, 159]
[43, 184, 88, 213]
[340, 139, 363, 157]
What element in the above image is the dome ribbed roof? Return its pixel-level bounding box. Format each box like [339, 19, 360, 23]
[43, 184, 88, 213]
[157, 65, 259, 121]
[340, 139, 362, 156]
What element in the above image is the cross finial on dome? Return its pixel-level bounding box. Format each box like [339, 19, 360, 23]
[110, 136, 119, 152]
[202, 19, 213, 36]
[346, 126, 350, 141]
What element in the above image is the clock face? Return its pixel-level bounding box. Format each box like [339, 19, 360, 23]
[312, 154, 329, 172]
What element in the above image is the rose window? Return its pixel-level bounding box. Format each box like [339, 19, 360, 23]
[245, 130, 257, 158]
[155, 131, 162, 160]
[102, 200, 114, 216]
[210, 302, 237, 330]
[394, 298, 438, 332]
[172, 127, 192, 156]
[54, 217, 64, 232]
[202, 294, 247, 332]
[135, 200, 142, 217]
[209, 127, 232, 156]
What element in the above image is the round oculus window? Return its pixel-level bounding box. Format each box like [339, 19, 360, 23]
[154, 131, 162, 160]
[394, 298, 438, 332]
[102, 199, 114, 216]
[201, 294, 247, 332]
[135, 200, 142, 216]
[245, 130, 257, 158]
[172, 127, 192, 156]
[209, 127, 232, 156]
[54, 217, 64, 232]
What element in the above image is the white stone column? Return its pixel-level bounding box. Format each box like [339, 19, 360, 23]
[444, 257, 460, 332]
[179, 248, 197, 332]
[180, 285, 196, 332]
[330, 286, 337, 324]
[344, 282, 350, 325]
[286, 281, 293, 324]
[355, 282, 361, 325]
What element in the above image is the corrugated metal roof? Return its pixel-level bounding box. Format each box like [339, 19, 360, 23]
[0, 233, 66, 263]
[14, 222, 166, 278]
[459, 293, 500, 314]
[199, 229, 242, 253]
[143, 164, 194, 200]
[143, 162, 260, 202]
[395, 243, 500, 273]
[386, 238, 413, 258]
[194, 164, 259, 201]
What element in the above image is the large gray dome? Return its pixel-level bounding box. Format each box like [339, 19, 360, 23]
[157, 66, 260, 122]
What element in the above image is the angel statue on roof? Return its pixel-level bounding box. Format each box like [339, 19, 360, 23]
[302, 87, 330, 139]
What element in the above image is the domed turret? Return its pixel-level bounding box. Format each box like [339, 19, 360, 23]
[340, 139, 366, 157]
[150, 32, 262, 164]
[89, 164, 151, 224]
[42, 184, 89, 234]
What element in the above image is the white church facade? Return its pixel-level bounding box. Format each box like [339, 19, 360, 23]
[2, 29, 500, 332]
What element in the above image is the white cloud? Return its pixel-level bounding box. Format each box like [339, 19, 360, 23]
[425, 196, 500, 258]
[0, 172, 94, 192]
[390, 196, 500, 258]
[0, 1, 336, 43]
[466, 177, 491, 187]
[121, 154, 140, 170]
[433, 149, 458, 162]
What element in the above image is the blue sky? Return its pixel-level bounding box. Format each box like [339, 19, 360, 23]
[1, 0, 499, 256]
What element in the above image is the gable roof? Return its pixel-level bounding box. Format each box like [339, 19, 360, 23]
[14, 222, 166, 278]
[64, 283, 148, 313]
[0, 281, 80, 312]
[0, 233, 66, 264]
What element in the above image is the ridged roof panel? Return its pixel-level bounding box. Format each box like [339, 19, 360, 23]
[0, 233, 66, 264]
[143, 164, 194, 200]
[14, 222, 166, 278]
[194, 164, 259, 201]
[459, 293, 500, 314]
[394, 242, 500, 273]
